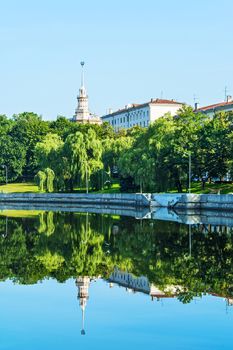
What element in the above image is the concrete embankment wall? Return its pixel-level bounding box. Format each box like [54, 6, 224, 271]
[151, 193, 233, 211]
[0, 193, 150, 208]
[1, 192, 233, 212]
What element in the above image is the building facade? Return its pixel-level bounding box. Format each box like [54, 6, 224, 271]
[101, 98, 183, 131]
[73, 62, 101, 125]
[196, 95, 233, 117]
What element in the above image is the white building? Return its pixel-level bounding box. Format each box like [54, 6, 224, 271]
[196, 95, 233, 117]
[73, 62, 101, 125]
[101, 98, 183, 131]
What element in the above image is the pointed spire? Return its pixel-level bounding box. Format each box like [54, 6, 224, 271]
[80, 61, 85, 88]
[73, 61, 101, 124]
[79, 61, 87, 98]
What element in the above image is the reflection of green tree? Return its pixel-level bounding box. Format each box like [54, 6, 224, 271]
[0, 213, 233, 303]
[0, 217, 47, 284]
[108, 219, 233, 301]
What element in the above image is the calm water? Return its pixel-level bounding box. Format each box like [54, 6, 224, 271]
[0, 210, 232, 349]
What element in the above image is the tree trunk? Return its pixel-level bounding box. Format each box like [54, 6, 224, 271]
[69, 178, 74, 192]
[176, 180, 183, 193]
[202, 179, 206, 190]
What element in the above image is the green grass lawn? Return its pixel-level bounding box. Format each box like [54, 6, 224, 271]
[0, 181, 121, 194]
[94, 182, 120, 194]
[169, 181, 233, 194]
[0, 182, 39, 193]
[73, 180, 120, 194]
[1, 180, 233, 195]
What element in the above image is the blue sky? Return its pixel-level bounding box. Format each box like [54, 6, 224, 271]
[1, 0, 233, 120]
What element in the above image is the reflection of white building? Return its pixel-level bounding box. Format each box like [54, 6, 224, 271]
[75, 271, 233, 337]
[227, 298, 233, 306]
[109, 267, 179, 300]
[211, 293, 233, 308]
[101, 99, 183, 131]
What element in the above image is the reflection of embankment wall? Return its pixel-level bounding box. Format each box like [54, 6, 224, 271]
[0, 202, 150, 219]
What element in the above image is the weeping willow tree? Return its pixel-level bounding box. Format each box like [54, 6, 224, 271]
[45, 168, 55, 192]
[62, 129, 103, 191]
[35, 170, 46, 191]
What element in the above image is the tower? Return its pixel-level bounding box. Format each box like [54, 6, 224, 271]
[76, 276, 91, 335]
[73, 62, 101, 124]
[74, 62, 90, 122]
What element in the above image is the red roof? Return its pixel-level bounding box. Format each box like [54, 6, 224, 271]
[198, 100, 233, 112]
[150, 98, 183, 105]
[102, 98, 183, 118]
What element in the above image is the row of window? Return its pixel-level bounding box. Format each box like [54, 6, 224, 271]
[112, 121, 149, 131]
[110, 118, 149, 127]
[107, 109, 150, 126]
[129, 110, 149, 119]
[128, 121, 149, 127]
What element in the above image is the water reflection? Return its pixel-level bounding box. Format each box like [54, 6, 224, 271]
[76, 276, 91, 335]
[0, 209, 233, 332]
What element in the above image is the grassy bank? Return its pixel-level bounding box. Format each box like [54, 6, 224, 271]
[0, 181, 120, 194]
[170, 182, 233, 194]
[1, 181, 233, 195]
[0, 183, 39, 193]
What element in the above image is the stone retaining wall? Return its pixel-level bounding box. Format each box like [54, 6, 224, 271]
[1, 192, 233, 212]
[0, 193, 150, 208]
[151, 193, 233, 211]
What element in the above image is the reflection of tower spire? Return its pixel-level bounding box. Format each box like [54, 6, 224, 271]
[76, 276, 90, 335]
[81, 307, 85, 335]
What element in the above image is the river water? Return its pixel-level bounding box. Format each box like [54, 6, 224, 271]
[0, 210, 232, 349]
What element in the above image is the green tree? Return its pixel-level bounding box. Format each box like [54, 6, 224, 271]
[202, 112, 232, 181]
[0, 135, 26, 182]
[35, 170, 46, 191]
[35, 133, 64, 170]
[10, 112, 50, 178]
[63, 129, 103, 191]
[0, 115, 12, 135]
[49, 116, 79, 140]
[45, 168, 55, 192]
